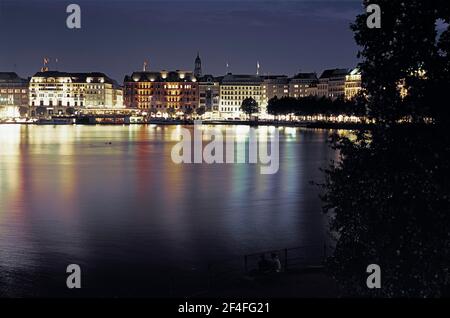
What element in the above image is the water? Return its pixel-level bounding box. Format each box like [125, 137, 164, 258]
[0, 124, 336, 297]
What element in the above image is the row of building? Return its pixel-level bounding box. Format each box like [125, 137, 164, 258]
[0, 54, 362, 119]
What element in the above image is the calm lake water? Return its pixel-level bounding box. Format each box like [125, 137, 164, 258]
[0, 124, 337, 297]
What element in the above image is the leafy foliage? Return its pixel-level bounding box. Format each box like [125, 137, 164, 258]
[195, 106, 206, 117]
[66, 107, 75, 115]
[240, 97, 259, 117]
[167, 107, 176, 117]
[267, 95, 367, 117]
[18, 106, 29, 117]
[321, 0, 450, 297]
[36, 106, 47, 116]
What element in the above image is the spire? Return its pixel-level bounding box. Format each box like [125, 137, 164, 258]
[194, 52, 202, 78]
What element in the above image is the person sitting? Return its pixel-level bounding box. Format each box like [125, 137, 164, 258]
[257, 254, 271, 273]
[270, 253, 282, 273]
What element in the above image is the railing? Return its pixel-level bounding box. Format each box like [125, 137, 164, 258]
[163, 244, 332, 297]
[244, 244, 327, 273]
[206, 244, 330, 291]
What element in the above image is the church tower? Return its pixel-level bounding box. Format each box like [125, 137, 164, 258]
[194, 52, 202, 78]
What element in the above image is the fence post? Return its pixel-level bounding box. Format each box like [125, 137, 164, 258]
[284, 248, 288, 271]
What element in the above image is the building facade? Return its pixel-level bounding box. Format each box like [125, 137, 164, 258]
[288, 73, 318, 98]
[0, 72, 29, 118]
[318, 68, 348, 99]
[29, 71, 123, 116]
[261, 75, 289, 114]
[345, 68, 362, 100]
[123, 70, 198, 115]
[198, 75, 221, 117]
[219, 73, 263, 118]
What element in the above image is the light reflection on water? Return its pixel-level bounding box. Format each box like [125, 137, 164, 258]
[0, 124, 336, 296]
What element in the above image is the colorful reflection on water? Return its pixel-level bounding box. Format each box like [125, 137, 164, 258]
[0, 124, 336, 296]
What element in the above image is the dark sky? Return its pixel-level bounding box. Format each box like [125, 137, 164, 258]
[0, 0, 362, 82]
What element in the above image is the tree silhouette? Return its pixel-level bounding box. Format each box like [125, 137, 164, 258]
[195, 106, 206, 118]
[184, 107, 193, 120]
[321, 0, 450, 297]
[267, 95, 363, 119]
[18, 106, 29, 117]
[36, 106, 47, 117]
[149, 107, 158, 117]
[66, 107, 75, 115]
[166, 107, 176, 118]
[240, 97, 259, 119]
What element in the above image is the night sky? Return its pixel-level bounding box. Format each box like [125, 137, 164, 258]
[0, 0, 362, 82]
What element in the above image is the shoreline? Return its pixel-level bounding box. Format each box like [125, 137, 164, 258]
[0, 120, 371, 130]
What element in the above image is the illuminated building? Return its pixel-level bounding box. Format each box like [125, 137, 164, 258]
[29, 71, 123, 117]
[0, 72, 29, 118]
[261, 75, 289, 114]
[123, 70, 198, 115]
[198, 75, 221, 117]
[345, 68, 362, 100]
[318, 68, 349, 99]
[288, 73, 318, 98]
[219, 73, 262, 118]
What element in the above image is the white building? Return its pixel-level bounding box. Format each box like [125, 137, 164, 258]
[345, 68, 362, 100]
[219, 73, 263, 119]
[29, 71, 123, 116]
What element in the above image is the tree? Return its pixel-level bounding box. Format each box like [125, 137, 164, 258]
[184, 107, 193, 120]
[36, 106, 47, 117]
[240, 97, 259, 119]
[321, 0, 450, 297]
[66, 107, 76, 115]
[150, 107, 158, 117]
[267, 96, 280, 117]
[166, 107, 176, 118]
[18, 106, 29, 117]
[195, 106, 206, 118]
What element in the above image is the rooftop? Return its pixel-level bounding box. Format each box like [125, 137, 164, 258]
[221, 73, 263, 84]
[124, 71, 197, 83]
[319, 68, 349, 79]
[0, 72, 28, 83]
[291, 72, 318, 80]
[31, 71, 120, 87]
